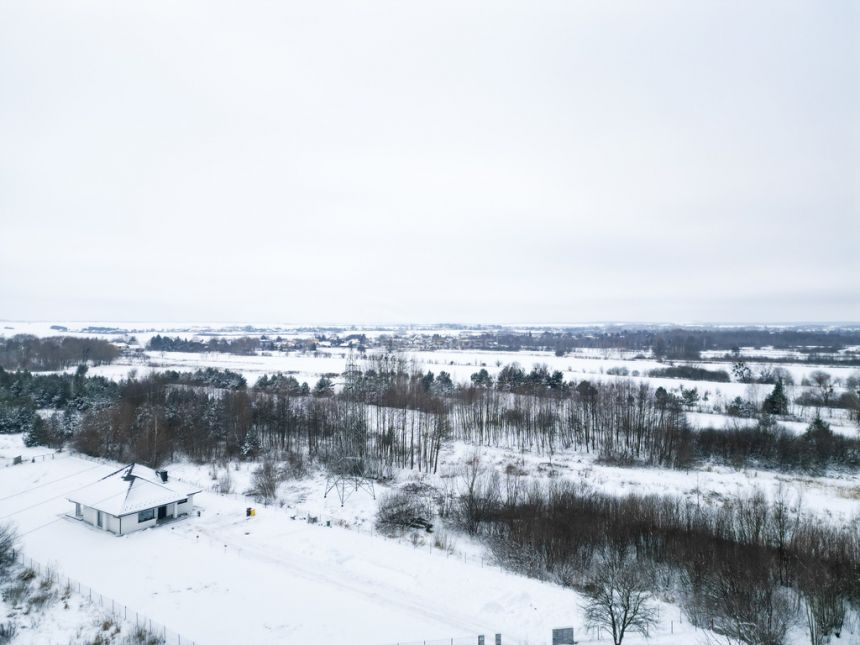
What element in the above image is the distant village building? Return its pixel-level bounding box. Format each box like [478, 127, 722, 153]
[67, 464, 201, 536]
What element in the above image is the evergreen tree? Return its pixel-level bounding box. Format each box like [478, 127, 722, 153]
[763, 379, 789, 415]
[241, 427, 262, 459]
[469, 368, 493, 388]
[313, 377, 334, 397]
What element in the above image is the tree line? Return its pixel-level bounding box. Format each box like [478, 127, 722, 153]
[147, 335, 260, 355]
[396, 327, 860, 362]
[0, 335, 119, 371]
[2, 357, 857, 474]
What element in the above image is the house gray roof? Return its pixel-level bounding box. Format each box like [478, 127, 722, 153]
[68, 464, 201, 516]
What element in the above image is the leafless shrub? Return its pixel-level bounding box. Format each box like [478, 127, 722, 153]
[216, 468, 233, 494]
[120, 624, 166, 645]
[279, 451, 308, 480]
[0, 523, 16, 577]
[456, 456, 500, 535]
[375, 490, 434, 535]
[685, 551, 795, 645]
[0, 622, 16, 645]
[249, 460, 282, 502]
[462, 480, 858, 643]
[432, 529, 456, 554]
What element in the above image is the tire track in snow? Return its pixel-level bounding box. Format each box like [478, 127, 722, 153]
[186, 520, 504, 641]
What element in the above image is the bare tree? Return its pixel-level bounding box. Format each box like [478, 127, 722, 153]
[808, 371, 834, 416]
[583, 550, 658, 645]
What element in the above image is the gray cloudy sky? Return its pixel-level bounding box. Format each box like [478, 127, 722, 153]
[1, 0, 857, 324]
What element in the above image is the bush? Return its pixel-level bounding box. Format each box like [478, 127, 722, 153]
[606, 366, 629, 376]
[0, 523, 16, 577]
[279, 451, 308, 480]
[0, 622, 16, 645]
[648, 366, 730, 382]
[465, 481, 858, 644]
[216, 468, 233, 494]
[121, 624, 166, 645]
[375, 490, 434, 535]
[249, 460, 282, 502]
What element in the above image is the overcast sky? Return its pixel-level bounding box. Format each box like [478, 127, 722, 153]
[1, 1, 857, 324]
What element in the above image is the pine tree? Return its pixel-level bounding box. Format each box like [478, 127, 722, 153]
[763, 379, 789, 415]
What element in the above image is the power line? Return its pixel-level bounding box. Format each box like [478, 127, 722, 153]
[0, 463, 104, 503]
[17, 486, 133, 538]
[0, 470, 122, 521]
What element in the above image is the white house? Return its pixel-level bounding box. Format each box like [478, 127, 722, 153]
[68, 464, 201, 536]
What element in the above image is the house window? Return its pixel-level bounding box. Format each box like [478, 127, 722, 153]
[138, 508, 155, 522]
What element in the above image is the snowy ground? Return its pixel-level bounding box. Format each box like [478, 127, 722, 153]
[1, 434, 856, 644]
[5, 442, 808, 645]
[0, 435, 730, 645]
[3, 322, 859, 643]
[166, 440, 860, 533]
[0, 559, 166, 645]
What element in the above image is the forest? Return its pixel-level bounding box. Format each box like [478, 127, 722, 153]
[2, 355, 856, 475]
[0, 335, 119, 371]
[405, 327, 860, 362]
[147, 335, 261, 354]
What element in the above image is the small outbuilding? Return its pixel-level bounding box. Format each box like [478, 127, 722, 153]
[67, 464, 201, 536]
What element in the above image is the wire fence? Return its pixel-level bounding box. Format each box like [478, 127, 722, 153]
[14, 551, 198, 645]
[1, 450, 69, 468]
[387, 637, 491, 645]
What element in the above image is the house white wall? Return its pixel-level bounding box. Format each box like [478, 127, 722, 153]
[106, 513, 121, 534]
[119, 511, 156, 535]
[81, 505, 98, 527]
[80, 505, 114, 532]
[76, 495, 195, 536]
[176, 495, 194, 516]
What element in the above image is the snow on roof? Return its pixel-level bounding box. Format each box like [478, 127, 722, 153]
[67, 464, 201, 517]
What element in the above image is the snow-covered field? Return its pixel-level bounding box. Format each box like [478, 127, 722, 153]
[46, 344, 858, 437]
[1, 433, 856, 644]
[0, 437, 710, 645]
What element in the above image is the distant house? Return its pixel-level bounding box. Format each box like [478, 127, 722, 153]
[67, 464, 201, 536]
